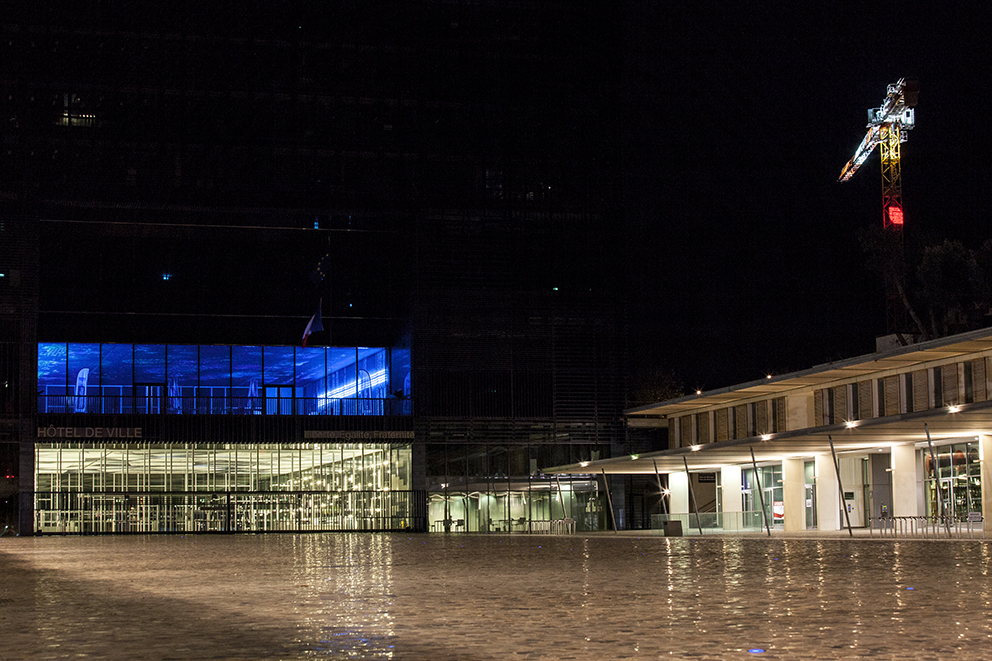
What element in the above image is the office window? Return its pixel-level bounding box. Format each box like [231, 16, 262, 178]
[911, 370, 928, 413]
[857, 380, 873, 420]
[833, 385, 847, 422]
[942, 363, 958, 406]
[715, 408, 728, 442]
[680, 416, 692, 447]
[771, 397, 786, 433]
[696, 412, 710, 444]
[754, 401, 768, 435]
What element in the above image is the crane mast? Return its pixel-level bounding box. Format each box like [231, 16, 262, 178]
[839, 78, 919, 229]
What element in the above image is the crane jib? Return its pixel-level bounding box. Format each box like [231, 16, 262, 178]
[838, 78, 918, 231]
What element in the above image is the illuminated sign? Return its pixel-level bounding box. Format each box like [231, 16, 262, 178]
[887, 205, 904, 226]
[38, 426, 144, 439]
[303, 431, 414, 440]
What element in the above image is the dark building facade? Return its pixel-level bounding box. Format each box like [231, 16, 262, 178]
[1, 2, 646, 535]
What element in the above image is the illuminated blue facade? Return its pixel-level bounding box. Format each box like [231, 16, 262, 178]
[38, 343, 411, 417]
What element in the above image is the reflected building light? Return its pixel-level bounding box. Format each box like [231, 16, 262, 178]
[317, 368, 388, 404]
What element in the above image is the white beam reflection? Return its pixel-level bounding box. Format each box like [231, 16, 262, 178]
[317, 368, 389, 406]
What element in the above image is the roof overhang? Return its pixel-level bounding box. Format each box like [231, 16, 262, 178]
[626, 328, 992, 419]
[547, 400, 992, 475]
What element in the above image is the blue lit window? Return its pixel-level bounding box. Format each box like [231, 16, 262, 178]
[37, 342, 409, 417]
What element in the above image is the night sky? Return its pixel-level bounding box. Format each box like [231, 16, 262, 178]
[9, 3, 991, 396]
[622, 4, 992, 390]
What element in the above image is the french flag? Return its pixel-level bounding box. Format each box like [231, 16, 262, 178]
[302, 299, 324, 347]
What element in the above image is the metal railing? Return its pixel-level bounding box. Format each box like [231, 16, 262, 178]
[38, 394, 412, 416]
[868, 515, 986, 539]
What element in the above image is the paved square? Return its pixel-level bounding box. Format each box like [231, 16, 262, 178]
[2, 534, 990, 659]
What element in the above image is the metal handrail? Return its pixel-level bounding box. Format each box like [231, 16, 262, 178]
[868, 515, 985, 539]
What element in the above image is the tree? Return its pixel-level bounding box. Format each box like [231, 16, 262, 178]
[629, 365, 685, 407]
[860, 230, 992, 342]
[917, 239, 974, 338]
[858, 225, 929, 341]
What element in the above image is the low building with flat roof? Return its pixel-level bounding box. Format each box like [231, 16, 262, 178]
[548, 328, 992, 537]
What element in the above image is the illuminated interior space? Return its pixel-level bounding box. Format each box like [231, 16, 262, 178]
[426, 478, 600, 533]
[34, 441, 417, 534]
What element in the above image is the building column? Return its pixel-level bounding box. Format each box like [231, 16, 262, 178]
[720, 465, 743, 532]
[981, 435, 992, 536]
[815, 453, 841, 531]
[19, 418, 35, 536]
[891, 443, 918, 518]
[782, 458, 805, 532]
[669, 471, 689, 521]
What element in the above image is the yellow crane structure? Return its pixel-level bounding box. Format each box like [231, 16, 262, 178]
[839, 78, 919, 229]
[840, 78, 920, 338]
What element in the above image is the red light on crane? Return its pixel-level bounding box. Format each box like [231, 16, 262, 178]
[887, 205, 904, 226]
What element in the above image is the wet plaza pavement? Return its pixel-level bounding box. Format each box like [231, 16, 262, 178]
[1, 533, 991, 660]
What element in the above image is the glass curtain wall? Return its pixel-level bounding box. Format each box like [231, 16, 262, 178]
[925, 441, 982, 521]
[34, 442, 418, 533]
[426, 443, 608, 533]
[427, 479, 599, 533]
[37, 343, 408, 416]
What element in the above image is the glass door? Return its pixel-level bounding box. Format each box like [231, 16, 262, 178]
[804, 461, 817, 529]
[805, 484, 817, 529]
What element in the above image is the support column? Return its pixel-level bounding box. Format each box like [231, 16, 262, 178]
[19, 418, 35, 536]
[720, 465, 743, 532]
[891, 443, 918, 518]
[669, 471, 689, 522]
[981, 435, 992, 536]
[782, 458, 805, 533]
[815, 453, 841, 531]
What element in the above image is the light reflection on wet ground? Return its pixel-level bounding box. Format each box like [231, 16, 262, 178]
[1, 534, 990, 660]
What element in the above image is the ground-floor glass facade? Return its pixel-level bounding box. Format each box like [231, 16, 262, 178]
[34, 441, 422, 533]
[925, 440, 982, 520]
[427, 478, 601, 533]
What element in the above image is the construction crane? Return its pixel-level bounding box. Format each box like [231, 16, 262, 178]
[838, 78, 919, 229]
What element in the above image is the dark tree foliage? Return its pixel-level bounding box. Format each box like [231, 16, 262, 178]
[860, 227, 992, 341]
[629, 365, 685, 408]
